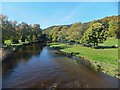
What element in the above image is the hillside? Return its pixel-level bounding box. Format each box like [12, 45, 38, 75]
[43, 16, 119, 42]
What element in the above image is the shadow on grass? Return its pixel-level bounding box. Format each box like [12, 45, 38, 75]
[56, 50, 80, 58]
[51, 46, 70, 50]
[50, 44, 80, 57]
[49, 43, 58, 45]
[95, 45, 118, 49]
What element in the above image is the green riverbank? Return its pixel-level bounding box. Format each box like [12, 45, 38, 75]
[49, 42, 119, 79]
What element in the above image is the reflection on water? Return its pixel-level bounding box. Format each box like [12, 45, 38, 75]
[2, 43, 119, 88]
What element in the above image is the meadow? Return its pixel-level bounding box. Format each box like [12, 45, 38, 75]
[49, 38, 119, 78]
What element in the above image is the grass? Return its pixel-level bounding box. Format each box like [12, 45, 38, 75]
[99, 38, 118, 46]
[4, 40, 29, 46]
[3, 40, 30, 51]
[49, 38, 119, 78]
[11, 41, 29, 46]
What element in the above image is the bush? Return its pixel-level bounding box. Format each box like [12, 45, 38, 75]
[4, 40, 12, 45]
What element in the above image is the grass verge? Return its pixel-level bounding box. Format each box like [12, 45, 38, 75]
[49, 42, 119, 78]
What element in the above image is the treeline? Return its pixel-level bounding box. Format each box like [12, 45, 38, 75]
[43, 16, 120, 44]
[0, 15, 47, 46]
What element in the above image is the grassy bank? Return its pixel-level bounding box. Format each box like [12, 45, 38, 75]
[99, 38, 118, 46]
[49, 40, 119, 78]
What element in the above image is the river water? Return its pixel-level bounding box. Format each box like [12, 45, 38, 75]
[2, 43, 119, 88]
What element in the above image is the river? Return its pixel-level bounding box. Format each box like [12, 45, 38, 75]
[2, 43, 119, 88]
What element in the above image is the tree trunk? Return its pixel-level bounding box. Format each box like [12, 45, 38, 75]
[96, 42, 98, 47]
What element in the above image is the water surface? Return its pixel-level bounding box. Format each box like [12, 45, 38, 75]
[2, 43, 118, 88]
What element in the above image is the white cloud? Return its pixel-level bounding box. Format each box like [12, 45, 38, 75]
[64, 10, 77, 20]
[62, 6, 79, 21]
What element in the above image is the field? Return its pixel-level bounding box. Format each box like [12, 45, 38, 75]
[99, 38, 118, 46]
[49, 38, 119, 78]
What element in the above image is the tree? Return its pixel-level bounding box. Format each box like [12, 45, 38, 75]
[116, 19, 120, 39]
[81, 23, 108, 47]
[1, 15, 21, 44]
[1, 14, 47, 46]
[108, 20, 118, 37]
[116, 27, 120, 39]
[44, 16, 119, 42]
[31, 24, 42, 42]
[17, 22, 32, 42]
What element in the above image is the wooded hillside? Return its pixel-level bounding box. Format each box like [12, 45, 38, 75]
[43, 16, 119, 43]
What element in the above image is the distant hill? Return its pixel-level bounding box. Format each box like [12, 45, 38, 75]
[43, 15, 119, 42]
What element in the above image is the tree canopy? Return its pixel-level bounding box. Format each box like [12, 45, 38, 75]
[81, 23, 108, 47]
[0, 14, 47, 46]
[44, 15, 119, 43]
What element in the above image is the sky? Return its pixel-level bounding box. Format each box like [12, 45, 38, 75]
[1, 2, 118, 29]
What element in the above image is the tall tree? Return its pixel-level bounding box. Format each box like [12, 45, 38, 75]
[81, 23, 108, 47]
[1, 15, 20, 44]
[17, 22, 32, 42]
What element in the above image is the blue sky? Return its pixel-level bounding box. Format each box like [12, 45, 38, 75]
[2, 2, 118, 29]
